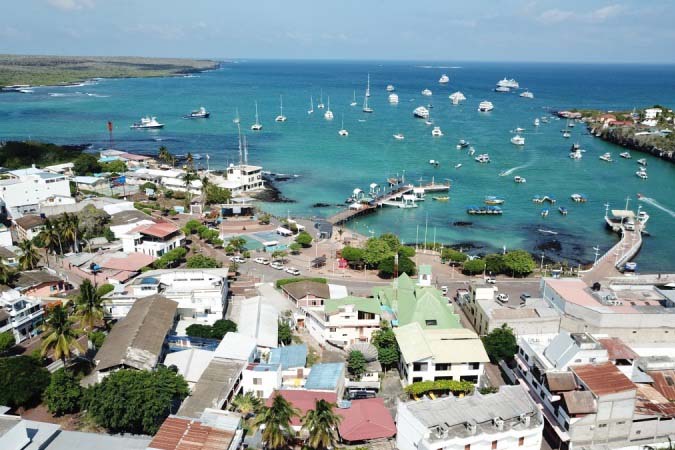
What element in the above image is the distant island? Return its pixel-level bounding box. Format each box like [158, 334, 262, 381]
[0, 54, 219, 88]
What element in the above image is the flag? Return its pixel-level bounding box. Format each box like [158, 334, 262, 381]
[107, 121, 113, 132]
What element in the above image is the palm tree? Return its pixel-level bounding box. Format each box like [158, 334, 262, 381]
[74, 279, 104, 331]
[41, 304, 83, 365]
[0, 261, 13, 285]
[302, 399, 342, 450]
[60, 213, 80, 252]
[201, 175, 211, 210]
[158, 146, 171, 165]
[182, 170, 198, 205]
[18, 239, 40, 270]
[186, 152, 194, 170]
[254, 393, 299, 450]
[231, 392, 262, 417]
[39, 218, 62, 263]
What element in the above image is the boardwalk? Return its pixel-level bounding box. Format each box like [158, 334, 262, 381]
[327, 185, 413, 225]
[583, 218, 643, 284]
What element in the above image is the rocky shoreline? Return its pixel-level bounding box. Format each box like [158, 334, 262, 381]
[591, 126, 675, 164]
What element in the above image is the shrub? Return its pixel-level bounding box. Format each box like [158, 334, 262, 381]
[0, 356, 50, 409]
[185, 319, 237, 340]
[378, 254, 416, 278]
[278, 321, 292, 345]
[404, 379, 474, 397]
[347, 351, 367, 380]
[88, 330, 106, 350]
[186, 255, 222, 269]
[0, 330, 15, 354]
[295, 231, 313, 248]
[96, 284, 114, 297]
[43, 368, 83, 416]
[442, 248, 468, 264]
[462, 258, 486, 275]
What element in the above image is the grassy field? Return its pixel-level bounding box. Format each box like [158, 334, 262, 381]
[0, 54, 219, 87]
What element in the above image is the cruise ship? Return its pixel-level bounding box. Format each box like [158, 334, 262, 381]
[478, 101, 494, 112]
[449, 91, 466, 105]
[130, 116, 164, 129]
[497, 78, 519, 89]
[438, 74, 450, 84]
[413, 106, 430, 119]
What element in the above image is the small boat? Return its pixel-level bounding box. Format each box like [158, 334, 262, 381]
[432, 126, 443, 137]
[185, 106, 210, 119]
[233, 108, 240, 124]
[317, 89, 325, 109]
[449, 91, 466, 105]
[350, 90, 358, 107]
[484, 196, 505, 205]
[637, 158, 647, 166]
[324, 96, 334, 120]
[362, 90, 373, 113]
[569, 148, 583, 159]
[421, 89, 433, 96]
[308, 96, 314, 115]
[599, 152, 613, 162]
[515, 127, 525, 132]
[393, 133, 405, 140]
[338, 115, 348, 136]
[251, 101, 263, 131]
[275, 95, 287, 122]
[475, 154, 491, 163]
[425, 118, 434, 126]
[559, 207, 568, 215]
[386, 84, 395, 92]
[468, 147, 476, 156]
[570, 193, 587, 203]
[538, 229, 558, 235]
[455, 163, 462, 169]
[429, 159, 440, 167]
[520, 90, 534, 99]
[457, 139, 470, 149]
[541, 208, 549, 217]
[478, 101, 494, 112]
[636, 168, 648, 179]
[495, 86, 510, 93]
[624, 262, 638, 272]
[511, 135, 525, 145]
[534, 118, 540, 127]
[413, 106, 430, 119]
[433, 196, 449, 201]
[514, 176, 526, 183]
[467, 205, 503, 215]
[130, 116, 164, 129]
[620, 151, 632, 159]
[438, 74, 450, 84]
[562, 130, 571, 138]
[388, 93, 399, 104]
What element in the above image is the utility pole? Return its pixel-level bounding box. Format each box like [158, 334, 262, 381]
[593, 246, 601, 266]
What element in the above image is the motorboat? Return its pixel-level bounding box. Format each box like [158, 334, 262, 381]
[637, 210, 650, 225]
[449, 91, 466, 105]
[559, 207, 568, 215]
[413, 106, 430, 119]
[433, 196, 449, 201]
[520, 90, 534, 99]
[562, 130, 571, 138]
[495, 86, 510, 93]
[534, 118, 540, 126]
[307, 97, 314, 115]
[350, 90, 357, 107]
[569, 148, 583, 159]
[393, 133, 405, 140]
[515, 127, 525, 132]
[484, 196, 505, 205]
[620, 151, 632, 159]
[541, 208, 549, 217]
[457, 139, 470, 149]
[467, 205, 502, 215]
[570, 193, 587, 202]
[338, 115, 348, 136]
[497, 77, 519, 89]
[468, 147, 476, 155]
[421, 89, 433, 96]
[386, 84, 395, 92]
[599, 152, 613, 162]
[636, 168, 648, 179]
[324, 96, 334, 120]
[251, 101, 263, 131]
[475, 154, 491, 163]
[514, 176, 526, 183]
[637, 158, 647, 166]
[388, 93, 399, 104]
[478, 101, 494, 112]
[511, 135, 525, 145]
[130, 116, 164, 129]
[432, 126, 443, 137]
[425, 118, 434, 126]
[275, 95, 287, 122]
[233, 108, 240, 124]
[438, 74, 450, 84]
[429, 159, 440, 167]
[455, 163, 462, 169]
[185, 106, 210, 119]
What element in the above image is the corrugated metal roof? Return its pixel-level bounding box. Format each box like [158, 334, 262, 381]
[338, 398, 396, 442]
[545, 372, 577, 392]
[148, 416, 235, 450]
[268, 344, 307, 369]
[598, 337, 639, 361]
[647, 370, 675, 401]
[572, 362, 636, 396]
[305, 362, 345, 391]
[561, 391, 596, 415]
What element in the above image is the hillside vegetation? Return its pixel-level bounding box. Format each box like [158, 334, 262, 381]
[0, 141, 86, 169]
[0, 55, 219, 87]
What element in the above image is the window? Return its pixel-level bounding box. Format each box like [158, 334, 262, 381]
[253, 378, 262, 385]
[492, 440, 498, 449]
[256, 390, 264, 398]
[635, 430, 641, 435]
[518, 437, 524, 446]
[329, 328, 336, 332]
[435, 363, 451, 371]
[469, 362, 480, 370]
[598, 424, 607, 428]
[412, 377, 423, 383]
[617, 421, 626, 425]
[413, 362, 428, 372]
[425, 319, 437, 326]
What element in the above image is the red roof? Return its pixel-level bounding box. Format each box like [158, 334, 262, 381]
[94, 252, 155, 271]
[573, 362, 636, 396]
[132, 222, 180, 239]
[148, 416, 235, 450]
[598, 338, 639, 361]
[338, 398, 396, 442]
[266, 390, 337, 426]
[648, 370, 675, 401]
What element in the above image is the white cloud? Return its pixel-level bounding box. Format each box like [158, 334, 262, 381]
[587, 4, 624, 23]
[46, 0, 94, 11]
[538, 9, 574, 24]
[537, 4, 624, 25]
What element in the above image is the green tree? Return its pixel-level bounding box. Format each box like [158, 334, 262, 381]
[157, 146, 172, 165]
[231, 391, 262, 417]
[378, 346, 399, 370]
[61, 212, 80, 252]
[288, 243, 302, 255]
[0, 356, 50, 409]
[228, 236, 247, 253]
[184, 324, 213, 339]
[96, 284, 114, 297]
[278, 321, 292, 345]
[186, 255, 222, 268]
[43, 368, 83, 416]
[154, 247, 187, 269]
[378, 254, 416, 278]
[0, 261, 13, 286]
[302, 399, 342, 450]
[254, 394, 299, 450]
[88, 330, 106, 350]
[258, 213, 271, 225]
[76, 205, 110, 240]
[74, 279, 104, 331]
[271, 250, 288, 262]
[296, 231, 313, 248]
[84, 367, 189, 435]
[441, 248, 468, 264]
[19, 239, 40, 270]
[41, 304, 83, 365]
[183, 219, 203, 234]
[210, 319, 237, 339]
[482, 324, 518, 363]
[347, 351, 367, 380]
[100, 160, 127, 173]
[484, 253, 505, 275]
[502, 250, 536, 277]
[141, 181, 157, 192]
[340, 246, 364, 264]
[363, 237, 393, 267]
[371, 325, 400, 371]
[398, 245, 416, 258]
[38, 217, 61, 262]
[204, 184, 232, 205]
[73, 153, 102, 175]
[0, 330, 16, 354]
[379, 233, 401, 252]
[462, 258, 486, 275]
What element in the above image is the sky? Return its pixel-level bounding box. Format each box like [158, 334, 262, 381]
[2, 0, 674, 63]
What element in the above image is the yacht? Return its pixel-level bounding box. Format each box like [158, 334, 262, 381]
[393, 133, 405, 140]
[251, 101, 263, 131]
[324, 97, 334, 120]
[484, 196, 505, 205]
[514, 175, 526, 183]
[388, 93, 399, 104]
[386, 84, 395, 92]
[350, 90, 357, 106]
[475, 154, 491, 163]
[599, 152, 613, 162]
[438, 74, 450, 84]
[620, 151, 632, 159]
[559, 206, 568, 215]
[362, 92, 373, 113]
[308, 97, 314, 115]
[130, 116, 164, 129]
[275, 95, 287, 122]
[636, 168, 648, 179]
[317, 89, 325, 109]
[495, 86, 510, 93]
[510, 135, 525, 145]
[570, 193, 587, 203]
[569, 148, 583, 159]
[413, 106, 430, 119]
[457, 139, 470, 149]
[338, 115, 348, 136]
[637, 158, 647, 166]
[455, 163, 462, 169]
[366, 73, 371, 97]
[432, 126, 443, 137]
[497, 77, 519, 89]
[421, 89, 433, 96]
[541, 208, 549, 217]
[534, 118, 540, 127]
[449, 91, 466, 105]
[515, 127, 525, 133]
[478, 101, 494, 112]
[429, 159, 440, 167]
[185, 107, 210, 119]
[520, 90, 534, 99]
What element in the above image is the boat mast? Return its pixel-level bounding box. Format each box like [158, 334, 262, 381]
[237, 123, 243, 166]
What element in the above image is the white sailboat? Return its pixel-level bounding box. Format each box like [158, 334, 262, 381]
[275, 95, 287, 122]
[350, 90, 357, 106]
[338, 114, 348, 136]
[251, 101, 262, 131]
[233, 108, 240, 124]
[317, 89, 325, 109]
[308, 96, 314, 115]
[363, 91, 373, 113]
[366, 73, 371, 97]
[324, 96, 334, 120]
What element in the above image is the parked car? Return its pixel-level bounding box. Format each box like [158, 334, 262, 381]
[285, 267, 301, 276]
[520, 293, 532, 302]
[230, 256, 246, 263]
[348, 390, 376, 400]
[270, 262, 284, 270]
[496, 293, 509, 302]
[254, 257, 270, 265]
[485, 277, 497, 284]
[441, 286, 449, 296]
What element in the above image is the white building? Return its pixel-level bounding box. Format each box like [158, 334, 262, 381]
[0, 166, 71, 217]
[236, 296, 279, 350]
[396, 385, 543, 450]
[644, 108, 662, 120]
[242, 363, 282, 399]
[0, 288, 44, 343]
[120, 221, 184, 258]
[220, 164, 264, 194]
[394, 322, 489, 385]
[305, 296, 381, 348]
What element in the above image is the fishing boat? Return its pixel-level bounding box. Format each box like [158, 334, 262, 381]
[449, 91, 466, 105]
[429, 159, 440, 167]
[275, 95, 287, 122]
[386, 84, 395, 92]
[475, 154, 491, 163]
[413, 106, 430, 119]
[393, 133, 405, 140]
[559, 207, 568, 215]
[324, 97, 334, 120]
[308, 97, 314, 115]
[478, 101, 494, 112]
[484, 196, 505, 205]
[421, 88, 433, 96]
[185, 106, 210, 119]
[636, 168, 648, 179]
[455, 163, 462, 169]
[520, 90, 534, 99]
[534, 118, 540, 127]
[350, 90, 357, 107]
[637, 158, 647, 166]
[338, 115, 348, 136]
[433, 196, 449, 201]
[620, 151, 632, 159]
[514, 176, 526, 183]
[438, 74, 450, 84]
[130, 116, 164, 129]
[570, 193, 587, 203]
[541, 208, 549, 217]
[251, 101, 263, 131]
[317, 89, 325, 109]
[599, 152, 613, 162]
[432, 126, 443, 137]
[511, 135, 525, 145]
[388, 93, 399, 104]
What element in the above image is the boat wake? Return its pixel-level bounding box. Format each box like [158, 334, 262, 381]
[638, 196, 675, 218]
[499, 163, 531, 177]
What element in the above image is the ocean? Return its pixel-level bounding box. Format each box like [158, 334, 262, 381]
[1, 60, 674, 271]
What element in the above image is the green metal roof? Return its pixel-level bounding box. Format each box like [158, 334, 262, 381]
[418, 264, 432, 275]
[324, 296, 382, 315]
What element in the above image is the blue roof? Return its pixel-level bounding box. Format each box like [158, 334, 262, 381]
[304, 362, 345, 391]
[268, 344, 307, 369]
[250, 363, 281, 372]
[140, 277, 159, 285]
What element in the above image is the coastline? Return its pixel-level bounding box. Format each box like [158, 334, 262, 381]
[589, 125, 675, 163]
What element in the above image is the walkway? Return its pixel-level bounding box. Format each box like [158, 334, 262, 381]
[583, 220, 643, 285]
[327, 185, 413, 225]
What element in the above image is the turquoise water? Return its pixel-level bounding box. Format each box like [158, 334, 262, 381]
[1, 61, 674, 270]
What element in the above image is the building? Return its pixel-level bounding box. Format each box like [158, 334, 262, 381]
[0, 165, 71, 218]
[72, 175, 108, 191]
[373, 273, 462, 329]
[85, 294, 178, 384]
[236, 295, 279, 350]
[121, 221, 185, 258]
[12, 269, 68, 299]
[394, 322, 489, 385]
[541, 278, 675, 343]
[0, 225, 12, 248]
[12, 214, 45, 242]
[148, 410, 243, 450]
[0, 287, 43, 343]
[396, 385, 543, 450]
[459, 282, 560, 336]
[0, 246, 19, 267]
[242, 363, 282, 399]
[304, 362, 346, 397]
[305, 296, 381, 347]
[281, 280, 331, 308]
[220, 163, 264, 194]
[644, 108, 663, 120]
[268, 344, 308, 370]
[163, 348, 215, 391]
